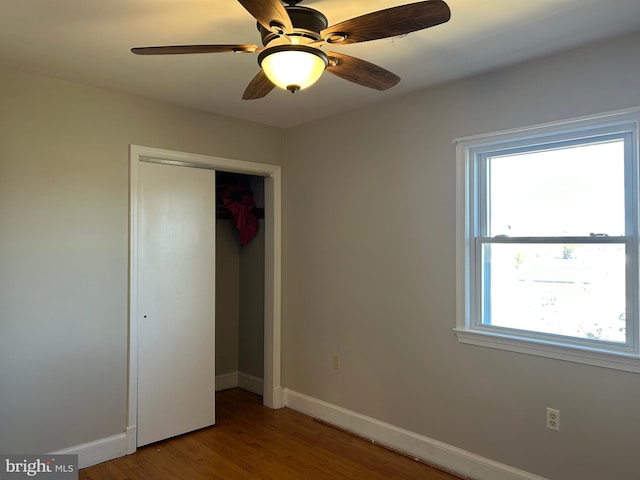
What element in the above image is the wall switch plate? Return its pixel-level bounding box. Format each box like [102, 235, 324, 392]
[332, 353, 341, 370]
[546, 407, 560, 431]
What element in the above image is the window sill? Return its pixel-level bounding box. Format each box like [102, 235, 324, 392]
[453, 328, 640, 373]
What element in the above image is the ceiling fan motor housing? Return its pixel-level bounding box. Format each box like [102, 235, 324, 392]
[258, 6, 328, 46]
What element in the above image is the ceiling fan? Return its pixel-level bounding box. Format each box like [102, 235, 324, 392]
[131, 0, 451, 99]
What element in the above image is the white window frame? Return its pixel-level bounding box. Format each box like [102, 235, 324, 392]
[454, 107, 640, 373]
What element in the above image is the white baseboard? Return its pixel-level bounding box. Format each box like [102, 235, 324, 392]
[52, 433, 128, 469]
[126, 426, 137, 455]
[284, 389, 548, 480]
[216, 371, 264, 396]
[215, 372, 240, 391]
[237, 372, 264, 396]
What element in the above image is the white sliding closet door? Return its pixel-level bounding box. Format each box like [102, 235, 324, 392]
[136, 160, 216, 446]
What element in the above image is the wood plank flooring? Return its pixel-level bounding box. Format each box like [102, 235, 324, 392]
[80, 388, 463, 480]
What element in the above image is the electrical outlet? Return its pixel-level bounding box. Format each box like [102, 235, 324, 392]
[546, 407, 560, 431]
[332, 353, 341, 370]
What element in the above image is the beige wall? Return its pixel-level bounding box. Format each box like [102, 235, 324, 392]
[0, 68, 283, 454]
[283, 30, 640, 480]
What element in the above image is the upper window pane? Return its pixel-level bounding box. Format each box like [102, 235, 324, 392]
[487, 139, 625, 237]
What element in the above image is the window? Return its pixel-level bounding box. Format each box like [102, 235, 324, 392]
[455, 108, 640, 372]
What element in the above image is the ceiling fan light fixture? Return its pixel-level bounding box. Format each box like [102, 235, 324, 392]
[258, 45, 328, 93]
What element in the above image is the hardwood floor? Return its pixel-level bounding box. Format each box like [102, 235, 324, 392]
[80, 388, 463, 480]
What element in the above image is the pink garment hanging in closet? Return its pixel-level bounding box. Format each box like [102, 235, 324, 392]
[218, 183, 259, 247]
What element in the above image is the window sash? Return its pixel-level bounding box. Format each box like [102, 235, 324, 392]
[476, 131, 634, 238]
[475, 236, 629, 244]
[471, 236, 634, 353]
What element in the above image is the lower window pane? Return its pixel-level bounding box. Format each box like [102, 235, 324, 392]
[481, 243, 626, 343]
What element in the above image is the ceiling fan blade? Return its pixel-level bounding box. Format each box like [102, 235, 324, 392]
[236, 0, 294, 34]
[326, 51, 400, 90]
[243, 70, 276, 100]
[131, 44, 257, 55]
[321, 0, 450, 45]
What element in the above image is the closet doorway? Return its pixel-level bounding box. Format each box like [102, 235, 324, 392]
[215, 172, 266, 396]
[127, 145, 282, 454]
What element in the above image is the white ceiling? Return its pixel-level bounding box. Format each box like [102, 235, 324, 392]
[2, 0, 640, 128]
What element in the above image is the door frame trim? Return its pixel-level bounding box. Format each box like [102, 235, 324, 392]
[127, 145, 283, 454]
